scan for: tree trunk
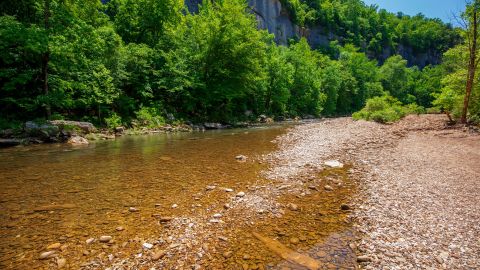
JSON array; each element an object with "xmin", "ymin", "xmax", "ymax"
[
  {"xmin": 42, "ymin": 0, "xmax": 51, "ymax": 119},
  {"xmin": 462, "ymin": 7, "xmax": 478, "ymax": 124}
]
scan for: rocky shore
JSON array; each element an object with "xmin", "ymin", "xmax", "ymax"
[
  {"xmin": 265, "ymin": 114, "xmax": 480, "ymax": 269},
  {"xmin": 0, "ymin": 115, "xmax": 279, "ymax": 148}
]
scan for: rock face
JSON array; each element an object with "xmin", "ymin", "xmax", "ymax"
[{"xmin": 248, "ymin": 0, "xmax": 297, "ymax": 46}]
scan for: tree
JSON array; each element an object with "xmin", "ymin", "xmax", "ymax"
[{"xmin": 459, "ymin": 1, "xmax": 480, "ymax": 123}]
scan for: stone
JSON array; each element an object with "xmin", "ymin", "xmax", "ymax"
[
  {"xmin": 357, "ymin": 255, "xmax": 372, "ymax": 262},
  {"xmin": 225, "ymin": 188, "xmax": 234, "ymax": 192},
  {"xmin": 290, "ymin": 237, "xmax": 300, "ymax": 244},
  {"xmin": 114, "ymin": 126, "xmax": 125, "ymax": 133},
  {"xmin": 236, "ymin": 191, "xmax": 246, "ymax": 197},
  {"xmin": 57, "ymin": 258, "xmax": 66, "ymax": 268},
  {"xmin": 47, "ymin": 243, "xmax": 61, "ymax": 250},
  {"xmin": 86, "ymin": 238, "xmax": 95, "ymax": 245},
  {"xmin": 99, "ymin": 236, "xmax": 112, "ymax": 243},
  {"xmin": 116, "ymin": 226, "xmax": 124, "ymax": 231},
  {"xmin": 39, "ymin": 251, "xmax": 56, "ymax": 260},
  {"xmin": 171, "ymin": 204, "xmax": 178, "ymax": 208},
  {"xmin": 159, "ymin": 217, "xmax": 173, "ymax": 223},
  {"xmin": 340, "ymin": 204, "xmax": 351, "ymax": 210},
  {"xmin": 223, "ymin": 204, "xmax": 231, "ymax": 209},
  {"xmin": 223, "ymin": 251, "xmax": 233, "ymax": 258},
  {"xmin": 324, "ymin": 185, "xmax": 333, "ymax": 191},
  {"xmin": 152, "ymin": 250, "xmax": 166, "ymax": 260},
  {"xmin": 218, "ymin": 236, "xmax": 228, "ymax": 242},
  {"xmin": 128, "ymin": 207, "xmax": 139, "ymax": 212},
  {"xmin": 213, "ymin": 213, "xmax": 223, "ymax": 218},
  {"xmin": 287, "ymin": 203, "xmax": 299, "ymax": 211},
  {"xmin": 67, "ymin": 136, "xmax": 89, "ymax": 145},
  {"xmin": 49, "ymin": 120, "xmax": 96, "ymax": 133},
  {"xmin": 324, "ymin": 160, "xmax": 344, "ymax": 168},
  {"xmin": 205, "ymin": 185, "xmax": 216, "ymax": 191},
  {"xmin": 235, "ymin": 155, "xmax": 247, "ymax": 162},
  {"xmin": 143, "ymin": 243, "xmax": 154, "ymax": 249}
]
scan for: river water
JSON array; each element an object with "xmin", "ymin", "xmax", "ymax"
[{"xmin": 0, "ymin": 125, "xmax": 357, "ymax": 269}]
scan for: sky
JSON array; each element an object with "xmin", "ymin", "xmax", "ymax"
[{"xmin": 362, "ymin": 0, "xmax": 466, "ymax": 25}]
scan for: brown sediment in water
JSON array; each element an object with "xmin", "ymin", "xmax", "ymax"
[{"xmin": 0, "ymin": 124, "xmax": 358, "ymax": 269}]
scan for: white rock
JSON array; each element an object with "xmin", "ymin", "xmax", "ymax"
[
  {"xmin": 324, "ymin": 160, "xmax": 344, "ymax": 168},
  {"xmin": 236, "ymin": 191, "xmax": 246, "ymax": 197},
  {"xmin": 143, "ymin": 243, "xmax": 154, "ymax": 249},
  {"xmin": 213, "ymin": 213, "xmax": 223, "ymax": 218},
  {"xmin": 86, "ymin": 238, "xmax": 95, "ymax": 245},
  {"xmin": 225, "ymin": 188, "xmax": 234, "ymax": 192},
  {"xmin": 171, "ymin": 204, "xmax": 178, "ymax": 208}
]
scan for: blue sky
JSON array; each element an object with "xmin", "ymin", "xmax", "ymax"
[{"xmin": 362, "ymin": 0, "xmax": 466, "ymax": 25}]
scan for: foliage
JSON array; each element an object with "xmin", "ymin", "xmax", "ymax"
[
  {"xmin": 0, "ymin": 0, "xmax": 470, "ymax": 129},
  {"xmin": 134, "ymin": 106, "xmax": 165, "ymax": 128},
  {"xmin": 352, "ymin": 95, "xmax": 407, "ymax": 123}
]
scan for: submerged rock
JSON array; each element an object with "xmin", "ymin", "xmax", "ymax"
[
  {"xmin": 39, "ymin": 251, "xmax": 56, "ymax": 260},
  {"xmin": 99, "ymin": 236, "xmax": 112, "ymax": 243},
  {"xmin": 47, "ymin": 243, "xmax": 61, "ymax": 250},
  {"xmin": 67, "ymin": 136, "xmax": 89, "ymax": 145},
  {"xmin": 235, "ymin": 155, "xmax": 247, "ymax": 162},
  {"xmin": 56, "ymin": 258, "xmax": 66, "ymax": 268}
]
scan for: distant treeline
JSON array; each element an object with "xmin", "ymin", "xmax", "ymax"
[{"xmin": 0, "ymin": 0, "xmax": 473, "ymax": 129}]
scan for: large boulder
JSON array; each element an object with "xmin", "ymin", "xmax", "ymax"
[
  {"xmin": 49, "ymin": 120, "xmax": 96, "ymax": 134},
  {"xmin": 24, "ymin": 121, "xmax": 59, "ymax": 140}
]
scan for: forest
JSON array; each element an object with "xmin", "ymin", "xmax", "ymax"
[{"xmin": 0, "ymin": 0, "xmax": 479, "ymax": 129}]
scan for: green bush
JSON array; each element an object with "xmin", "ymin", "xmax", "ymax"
[
  {"xmin": 105, "ymin": 113, "xmax": 122, "ymax": 129},
  {"xmin": 134, "ymin": 106, "xmax": 165, "ymax": 128},
  {"xmin": 352, "ymin": 95, "xmax": 409, "ymax": 123}
]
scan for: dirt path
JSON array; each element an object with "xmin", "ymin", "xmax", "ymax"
[{"xmin": 269, "ymin": 114, "xmax": 480, "ymax": 269}]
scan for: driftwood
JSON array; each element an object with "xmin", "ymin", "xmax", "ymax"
[{"xmin": 252, "ymin": 232, "xmax": 321, "ymax": 270}]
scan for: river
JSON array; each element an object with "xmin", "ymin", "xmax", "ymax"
[{"xmin": 0, "ymin": 124, "xmax": 357, "ymax": 269}]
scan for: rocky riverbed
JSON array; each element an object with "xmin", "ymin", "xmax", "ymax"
[{"xmin": 1, "ymin": 115, "xmax": 478, "ymax": 269}]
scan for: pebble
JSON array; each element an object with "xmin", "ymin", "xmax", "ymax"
[
  {"xmin": 340, "ymin": 204, "xmax": 351, "ymax": 210},
  {"xmin": 116, "ymin": 226, "xmax": 124, "ymax": 231},
  {"xmin": 57, "ymin": 258, "xmax": 66, "ymax": 268},
  {"xmin": 290, "ymin": 237, "xmax": 300, "ymax": 244},
  {"xmin": 152, "ymin": 250, "xmax": 166, "ymax": 260},
  {"xmin": 236, "ymin": 191, "xmax": 246, "ymax": 197},
  {"xmin": 205, "ymin": 185, "xmax": 216, "ymax": 191},
  {"xmin": 235, "ymin": 155, "xmax": 247, "ymax": 161},
  {"xmin": 324, "ymin": 185, "xmax": 333, "ymax": 191},
  {"xmin": 218, "ymin": 236, "xmax": 228, "ymax": 241},
  {"xmin": 213, "ymin": 213, "xmax": 223, "ymax": 218},
  {"xmin": 287, "ymin": 203, "xmax": 299, "ymax": 211},
  {"xmin": 223, "ymin": 251, "xmax": 233, "ymax": 258},
  {"xmin": 83, "ymin": 250, "xmax": 90, "ymax": 256},
  {"xmin": 357, "ymin": 255, "xmax": 372, "ymax": 262},
  {"xmin": 159, "ymin": 217, "xmax": 173, "ymax": 222},
  {"xmin": 223, "ymin": 203, "xmax": 231, "ymax": 209},
  {"xmin": 171, "ymin": 204, "xmax": 178, "ymax": 208},
  {"xmin": 128, "ymin": 207, "xmax": 139, "ymax": 212},
  {"xmin": 99, "ymin": 236, "xmax": 112, "ymax": 243},
  {"xmin": 86, "ymin": 238, "xmax": 95, "ymax": 245},
  {"xmin": 39, "ymin": 251, "xmax": 56, "ymax": 260},
  {"xmin": 47, "ymin": 243, "xmax": 61, "ymax": 250},
  {"xmin": 143, "ymin": 243, "xmax": 154, "ymax": 249},
  {"xmin": 225, "ymin": 188, "xmax": 234, "ymax": 192}
]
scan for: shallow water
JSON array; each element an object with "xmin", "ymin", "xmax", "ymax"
[{"xmin": 0, "ymin": 125, "xmax": 357, "ymax": 269}]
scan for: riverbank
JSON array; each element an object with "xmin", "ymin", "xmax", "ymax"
[{"xmin": 267, "ymin": 114, "xmax": 480, "ymax": 269}]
